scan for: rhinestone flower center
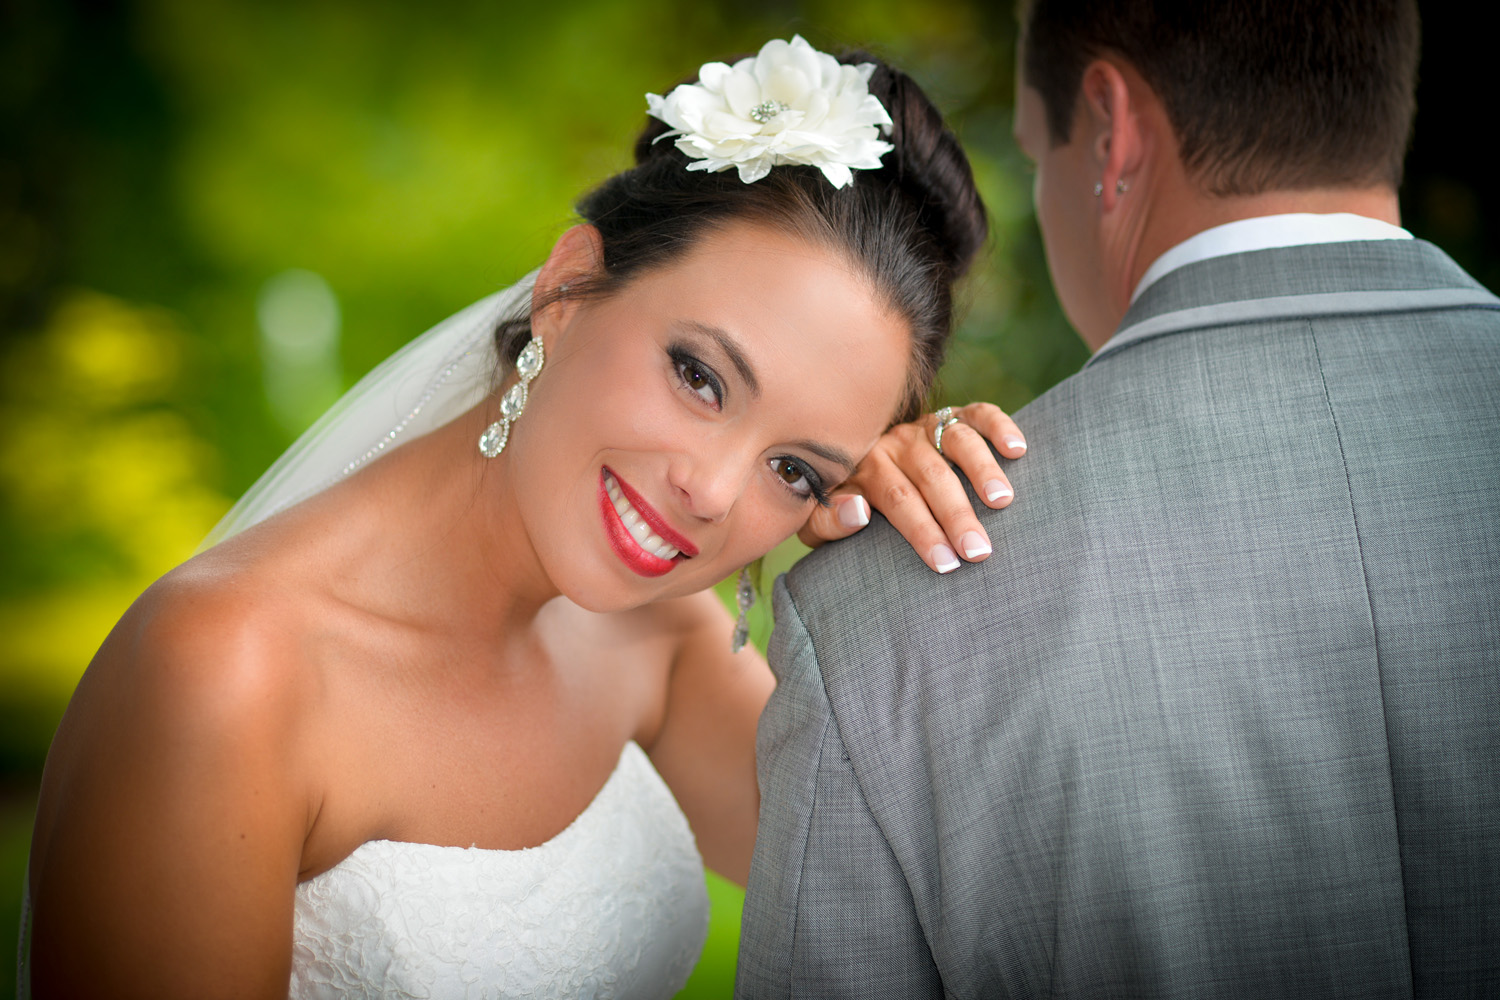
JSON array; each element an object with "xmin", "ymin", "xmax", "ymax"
[{"xmin": 748, "ymin": 100, "xmax": 790, "ymax": 124}]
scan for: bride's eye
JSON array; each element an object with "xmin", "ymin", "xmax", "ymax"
[
  {"xmin": 669, "ymin": 348, "xmax": 723, "ymax": 410},
  {"xmin": 769, "ymin": 457, "xmax": 831, "ymax": 507}
]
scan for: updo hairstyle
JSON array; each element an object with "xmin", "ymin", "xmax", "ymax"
[{"xmin": 497, "ymin": 49, "xmax": 987, "ymax": 425}]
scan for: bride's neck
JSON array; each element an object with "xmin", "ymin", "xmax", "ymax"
[{"xmin": 338, "ymin": 401, "xmax": 563, "ymax": 641}]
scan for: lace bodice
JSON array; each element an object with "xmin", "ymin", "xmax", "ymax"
[{"xmin": 289, "ymin": 741, "xmax": 710, "ymax": 999}]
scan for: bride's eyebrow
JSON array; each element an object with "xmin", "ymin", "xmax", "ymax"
[
  {"xmin": 794, "ymin": 439, "xmax": 857, "ymax": 476},
  {"xmin": 676, "ymin": 321, "xmax": 761, "ymax": 398}
]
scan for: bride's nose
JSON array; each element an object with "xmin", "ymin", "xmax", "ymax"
[{"xmin": 667, "ymin": 447, "xmax": 755, "ymax": 524}]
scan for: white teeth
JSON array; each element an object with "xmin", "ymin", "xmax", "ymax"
[{"xmin": 603, "ymin": 472, "xmax": 681, "ymax": 561}]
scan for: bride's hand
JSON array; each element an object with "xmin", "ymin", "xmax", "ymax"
[{"xmin": 798, "ymin": 402, "xmax": 1026, "ymax": 573}]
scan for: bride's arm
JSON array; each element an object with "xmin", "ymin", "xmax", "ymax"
[
  {"xmin": 641, "ymin": 590, "xmax": 773, "ymax": 887},
  {"xmin": 27, "ymin": 577, "xmax": 311, "ymax": 998}
]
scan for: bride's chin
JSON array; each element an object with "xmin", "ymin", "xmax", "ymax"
[
  {"xmin": 553, "ymin": 562, "xmax": 709, "ymax": 615},
  {"xmin": 545, "ymin": 567, "xmax": 669, "ymax": 616},
  {"xmin": 559, "ymin": 588, "xmax": 649, "ymax": 616}
]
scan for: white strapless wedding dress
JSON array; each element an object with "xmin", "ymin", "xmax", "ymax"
[{"xmin": 288, "ymin": 741, "xmax": 709, "ymax": 999}]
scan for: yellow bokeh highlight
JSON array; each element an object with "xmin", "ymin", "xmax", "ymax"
[
  {"xmin": 1, "ymin": 290, "xmax": 231, "ymax": 694},
  {"xmin": 43, "ymin": 291, "xmax": 182, "ymax": 405}
]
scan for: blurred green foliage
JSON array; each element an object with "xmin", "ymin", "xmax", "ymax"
[{"xmin": 0, "ymin": 0, "xmax": 1488, "ymax": 996}]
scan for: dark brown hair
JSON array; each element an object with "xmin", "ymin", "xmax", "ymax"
[
  {"xmin": 1019, "ymin": 0, "xmax": 1420, "ymax": 196},
  {"xmin": 497, "ymin": 50, "xmax": 987, "ymax": 424}
]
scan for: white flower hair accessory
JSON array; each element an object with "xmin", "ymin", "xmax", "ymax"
[{"xmin": 645, "ymin": 35, "xmax": 894, "ymax": 189}]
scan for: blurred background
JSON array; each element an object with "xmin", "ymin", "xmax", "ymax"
[{"xmin": 0, "ymin": 1, "xmax": 1488, "ymax": 995}]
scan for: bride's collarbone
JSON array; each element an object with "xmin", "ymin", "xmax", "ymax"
[
  {"xmin": 293, "ymin": 619, "xmax": 659, "ymax": 879},
  {"xmin": 172, "ymin": 556, "xmax": 676, "ymax": 879},
  {"xmin": 297, "ymin": 709, "xmax": 636, "ymax": 878}
]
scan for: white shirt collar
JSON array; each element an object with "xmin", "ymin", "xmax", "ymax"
[{"xmin": 1130, "ymin": 213, "xmax": 1413, "ymax": 304}]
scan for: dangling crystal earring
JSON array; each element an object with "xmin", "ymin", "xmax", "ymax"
[
  {"xmin": 478, "ymin": 336, "xmax": 545, "ymax": 458},
  {"xmin": 730, "ymin": 564, "xmax": 756, "ymax": 653}
]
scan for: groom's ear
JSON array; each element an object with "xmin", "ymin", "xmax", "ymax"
[
  {"xmin": 532, "ymin": 224, "xmax": 606, "ymax": 341},
  {"xmin": 1078, "ymin": 59, "xmax": 1147, "ymax": 213}
]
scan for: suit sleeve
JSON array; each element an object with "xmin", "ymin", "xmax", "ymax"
[{"xmin": 735, "ymin": 576, "xmax": 942, "ymax": 999}]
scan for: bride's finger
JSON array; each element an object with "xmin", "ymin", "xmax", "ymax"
[
  {"xmin": 936, "ymin": 420, "xmax": 1015, "ymax": 508},
  {"xmin": 862, "ymin": 436, "xmax": 992, "ymax": 571},
  {"xmin": 796, "ymin": 493, "xmax": 872, "ymax": 550},
  {"xmin": 956, "ymin": 402, "xmax": 1027, "ymax": 459}
]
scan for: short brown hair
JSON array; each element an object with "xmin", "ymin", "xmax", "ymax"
[{"xmin": 1019, "ymin": 0, "xmax": 1420, "ymax": 196}]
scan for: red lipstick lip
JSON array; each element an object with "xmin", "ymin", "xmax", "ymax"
[
  {"xmin": 602, "ymin": 467, "xmax": 699, "ymax": 557},
  {"xmin": 598, "ymin": 469, "xmax": 698, "ymax": 579}
]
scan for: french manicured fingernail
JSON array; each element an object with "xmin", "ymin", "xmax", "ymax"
[
  {"xmin": 960, "ymin": 531, "xmax": 991, "ymax": 560},
  {"xmin": 931, "ymin": 544, "xmax": 960, "ymax": 574},
  {"xmin": 985, "ymin": 479, "xmax": 1012, "ymax": 503},
  {"xmin": 1005, "ymin": 436, "xmax": 1027, "ymax": 454},
  {"xmin": 837, "ymin": 495, "xmax": 870, "ymax": 529}
]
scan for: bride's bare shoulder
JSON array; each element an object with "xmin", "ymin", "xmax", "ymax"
[
  {"xmin": 72, "ymin": 540, "xmax": 330, "ymax": 739},
  {"xmin": 31, "ymin": 545, "xmax": 323, "ymax": 857},
  {"xmin": 29, "ymin": 541, "xmax": 326, "ymax": 991}
]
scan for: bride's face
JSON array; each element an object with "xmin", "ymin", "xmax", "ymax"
[{"xmin": 506, "ymin": 219, "xmax": 911, "ymax": 612}]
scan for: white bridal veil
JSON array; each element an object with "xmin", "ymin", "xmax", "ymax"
[{"xmin": 201, "ymin": 274, "xmax": 536, "ymax": 548}]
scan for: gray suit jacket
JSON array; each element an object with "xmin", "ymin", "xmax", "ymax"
[{"xmin": 738, "ymin": 240, "xmax": 1500, "ymax": 998}]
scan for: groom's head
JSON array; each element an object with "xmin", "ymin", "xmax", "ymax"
[
  {"xmin": 1019, "ymin": 0, "xmax": 1420, "ymax": 194},
  {"xmin": 1013, "ymin": 0, "xmax": 1421, "ymax": 345}
]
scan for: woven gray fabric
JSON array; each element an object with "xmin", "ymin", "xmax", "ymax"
[{"xmin": 738, "ymin": 240, "xmax": 1500, "ymax": 998}]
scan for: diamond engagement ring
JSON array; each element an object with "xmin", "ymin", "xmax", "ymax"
[{"xmin": 933, "ymin": 406, "xmax": 962, "ymax": 455}]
